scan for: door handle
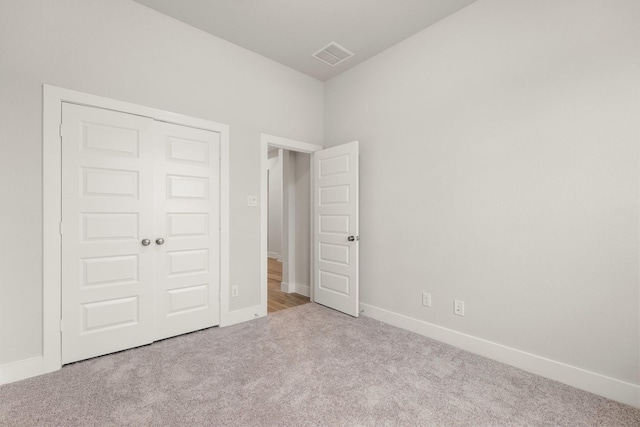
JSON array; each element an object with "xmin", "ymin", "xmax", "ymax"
[
  {"xmin": 155, "ymin": 238, "xmax": 165, "ymax": 245},
  {"xmin": 347, "ymin": 235, "xmax": 359, "ymax": 242},
  {"xmin": 141, "ymin": 239, "xmax": 151, "ymax": 246}
]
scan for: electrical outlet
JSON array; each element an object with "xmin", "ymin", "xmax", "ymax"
[
  {"xmin": 422, "ymin": 292, "xmax": 431, "ymax": 307},
  {"xmin": 247, "ymin": 195, "xmax": 258, "ymax": 206},
  {"xmin": 454, "ymin": 300, "xmax": 465, "ymax": 316},
  {"xmin": 231, "ymin": 285, "xmax": 239, "ymax": 297}
]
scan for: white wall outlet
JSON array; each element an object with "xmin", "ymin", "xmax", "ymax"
[
  {"xmin": 247, "ymin": 195, "xmax": 258, "ymax": 206},
  {"xmin": 231, "ymin": 285, "xmax": 239, "ymax": 297},
  {"xmin": 422, "ymin": 292, "xmax": 431, "ymax": 307},
  {"xmin": 454, "ymin": 299, "xmax": 465, "ymax": 316}
]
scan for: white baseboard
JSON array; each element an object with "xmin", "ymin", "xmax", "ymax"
[
  {"xmin": 280, "ymin": 281, "xmax": 309, "ymax": 297},
  {"xmin": 267, "ymin": 252, "xmax": 281, "ymax": 261},
  {"xmin": 0, "ymin": 356, "xmax": 46, "ymax": 385},
  {"xmin": 360, "ymin": 303, "xmax": 640, "ymax": 409},
  {"xmin": 220, "ymin": 304, "xmax": 266, "ymax": 327},
  {"xmin": 294, "ymin": 283, "xmax": 310, "ymax": 297},
  {"xmin": 281, "ymin": 281, "xmax": 294, "ymax": 293}
]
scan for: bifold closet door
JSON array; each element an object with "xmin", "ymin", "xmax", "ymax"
[
  {"xmin": 61, "ymin": 103, "xmax": 155, "ymax": 364},
  {"xmin": 61, "ymin": 103, "xmax": 221, "ymax": 364}
]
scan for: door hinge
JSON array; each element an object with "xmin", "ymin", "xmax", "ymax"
[
  {"xmin": 59, "ymin": 319, "xmax": 64, "ymax": 332},
  {"xmin": 59, "ymin": 124, "xmax": 63, "ymax": 138},
  {"xmin": 59, "ymin": 222, "xmax": 63, "ymax": 236}
]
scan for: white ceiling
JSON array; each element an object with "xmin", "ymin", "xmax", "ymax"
[{"xmin": 132, "ymin": 0, "xmax": 478, "ymax": 81}]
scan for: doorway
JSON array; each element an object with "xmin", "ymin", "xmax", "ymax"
[
  {"xmin": 266, "ymin": 147, "xmax": 311, "ymax": 313},
  {"xmin": 260, "ymin": 135, "xmax": 323, "ymax": 315}
]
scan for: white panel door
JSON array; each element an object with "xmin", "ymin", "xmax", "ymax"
[
  {"xmin": 313, "ymin": 141, "xmax": 359, "ymax": 317},
  {"xmin": 61, "ymin": 103, "xmax": 155, "ymax": 364},
  {"xmin": 153, "ymin": 122, "xmax": 220, "ymax": 340},
  {"xmin": 62, "ymin": 104, "xmax": 221, "ymax": 364}
]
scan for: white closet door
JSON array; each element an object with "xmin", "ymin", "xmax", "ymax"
[
  {"xmin": 61, "ymin": 103, "xmax": 155, "ymax": 364},
  {"xmin": 61, "ymin": 104, "xmax": 221, "ymax": 364},
  {"xmin": 153, "ymin": 122, "xmax": 220, "ymax": 341}
]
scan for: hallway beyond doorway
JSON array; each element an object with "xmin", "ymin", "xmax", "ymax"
[{"xmin": 268, "ymin": 258, "xmax": 309, "ymax": 313}]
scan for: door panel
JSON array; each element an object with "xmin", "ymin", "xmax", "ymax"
[
  {"xmin": 82, "ymin": 296, "xmax": 140, "ymax": 331},
  {"xmin": 81, "ymin": 255, "xmax": 139, "ymax": 286},
  {"xmin": 153, "ymin": 122, "xmax": 220, "ymax": 341},
  {"xmin": 61, "ymin": 103, "xmax": 155, "ymax": 364},
  {"xmin": 313, "ymin": 141, "xmax": 359, "ymax": 317},
  {"xmin": 81, "ymin": 213, "xmax": 139, "ymax": 242}
]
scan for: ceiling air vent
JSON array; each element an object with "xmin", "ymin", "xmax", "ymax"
[{"xmin": 312, "ymin": 42, "xmax": 354, "ymax": 67}]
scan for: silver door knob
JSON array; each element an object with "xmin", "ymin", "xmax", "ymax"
[
  {"xmin": 141, "ymin": 239, "xmax": 151, "ymax": 246},
  {"xmin": 348, "ymin": 235, "xmax": 359, "ymax": 242},
  {"xmin": 155, "ymin": 238, "xmax": 165, "ymax": 245}
]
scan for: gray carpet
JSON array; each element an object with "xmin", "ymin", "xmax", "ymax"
[{"xmin": 1, "ymin": 303, "xmax": 638, "ymax": 426}]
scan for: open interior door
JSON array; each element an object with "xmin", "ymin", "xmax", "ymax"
[{"xmin": 313, "ymin": 141, "xmax": 359, "ymax": 317}]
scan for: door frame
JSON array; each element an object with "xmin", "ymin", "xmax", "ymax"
[
  {"xmin": 260, "ymin": 134, "xmax": 322, "ymax": 314},
  {"xmin": 42, "ymin": 85, "xmax": 230, "ymax": 373}
]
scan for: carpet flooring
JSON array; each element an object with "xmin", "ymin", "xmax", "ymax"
[{"xmin": 1, "ymin": 303, "xmax": 638, "ymax": 426}]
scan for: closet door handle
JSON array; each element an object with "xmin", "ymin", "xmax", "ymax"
[
  {"xmin": 141, "ymin": 239, "xmax": 151, "ymax": 246},
  {"xmin": 155, "ymin": 238, "xmax": 165, "ymax": 245}
]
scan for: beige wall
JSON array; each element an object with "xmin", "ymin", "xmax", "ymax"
[
  {"xmin": 0, "ymin": 0, "xmax": 323, "ymax": 365},
  {"xmin": 325, "ymin": 0, "xmax": 639, "ymax": 385}
]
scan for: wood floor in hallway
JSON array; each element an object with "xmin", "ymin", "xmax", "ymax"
[{"xmin": 268, "ymin": 258, "xmax": 310, "ymax": 313}]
